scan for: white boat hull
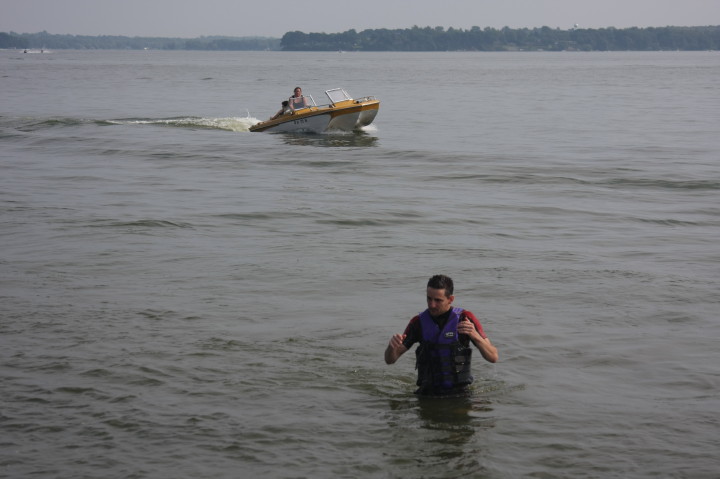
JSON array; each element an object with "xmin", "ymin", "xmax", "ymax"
[
  {"xmin": 262, "ymin": 113, "xmax": 331, "ymax": 133},
  {"xmin": 327, "ymin": 111, "xmax": 361, "ymax": 131},
  {"xmin": 357, "ymin": 107, "xmax": 379, "ymax": 127}
]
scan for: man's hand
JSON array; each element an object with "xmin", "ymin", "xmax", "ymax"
[
  {"xmin": 457, "ymin": 317, "xmax": 479, "ymax": 340},
  {"xmin": 385, "ymin": 334, "xmax": 408, "ymax": 364},
  {"xmin": 459, "ymin": 317, "xmax": 498, "ymax": 363}
]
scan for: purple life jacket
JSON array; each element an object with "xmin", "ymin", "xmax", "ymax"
[{"xmin": 415, "ymin": 307, "xmax": 473, "ymax": 393}]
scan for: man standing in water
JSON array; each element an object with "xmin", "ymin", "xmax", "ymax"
[{"xmin": 385, "ymin": 274, "xmax": 498, "ymax": 396}]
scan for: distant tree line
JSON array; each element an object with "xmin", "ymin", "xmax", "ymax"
[
  {"xmin": 281, "ymin": 25, "xmax": 720, "ymax": 51},
  {"xmin": 0, "ymin": 31, "xmax": 280, "ymax": 50},
  {"xmin": 3, "ymin": 26, "xmax": 719, "ymax": 52}
]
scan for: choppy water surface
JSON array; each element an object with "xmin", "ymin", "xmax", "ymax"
[{"xmin": 1, "ymin": 50, "xmax": 719, "ymax": 478}]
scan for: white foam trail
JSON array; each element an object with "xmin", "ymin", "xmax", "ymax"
[
  {"xmin": 108, "ymin": 117, "xmax": 261, "ymax": 132},
  {"xmin": 193, "ymin": 117, "xmax": 260, "ymax": 132}
]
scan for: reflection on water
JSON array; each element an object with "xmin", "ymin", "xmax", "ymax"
[
  {"xmin": 387, "ymin": 393, "xmax": 495, "ymax": 429},
  {"xmin": 416, "ymin": 395, "xmax": 493, "ymax": 427},
  {"xmin": 385, "ymin": 393, "xmax": 495, "ymax": 475},
  {"xmin": 387, "ymin": 380, "xmax": 504, "ymax": 429},
  {"xmin": 279, "ymin": 130, "xmax": 379, "ymax": 147}
]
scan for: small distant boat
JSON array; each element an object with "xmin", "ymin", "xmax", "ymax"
[{"xmin": 250, "ymin": 88, "xmax": 379, "ymax": 133}]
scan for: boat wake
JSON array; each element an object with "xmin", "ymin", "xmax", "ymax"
[
  {"xmin": 1, "ymin": 116, "xmax": 261, "ymax": 133},
  {"xmin": 108, "ymin": 116, "xmax": 260, "ymax": 132},
  {"xmin": 3, "ymin": 115, "xmax": 375, "ymax": 137}
]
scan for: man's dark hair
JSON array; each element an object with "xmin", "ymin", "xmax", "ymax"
[{"xmin": 427, "ymin": 274, "xmax": 454, "ymax": 297}]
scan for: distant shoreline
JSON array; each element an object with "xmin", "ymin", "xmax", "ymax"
[{"xmin": 2, "ymin": 25, "xmax": 719, "ymax": 51}]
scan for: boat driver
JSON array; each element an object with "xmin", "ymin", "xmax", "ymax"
[{"xmin": 289, "ymin": 86, "xmax": 308, "ymax": 112}]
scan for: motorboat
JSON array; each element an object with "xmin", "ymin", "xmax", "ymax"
[{"xmin": 249, "ymin": 88, "xmax": 379, "ymax": 133}]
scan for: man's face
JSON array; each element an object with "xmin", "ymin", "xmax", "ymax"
[{"xmin": 426, "ymin": 287, "xmax": 454, "ymax": 317}]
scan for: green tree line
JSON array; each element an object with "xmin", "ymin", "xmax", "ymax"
[
  {"xmin": 281, "ymin": 25, "xmax": 720, "ymax": 51},
  {"xmin": 0, "ymin": 31, "xmax": 280, "ymax": 50},
  {"xmin": 3, "ymin": 26, "xmax": 719, "ymax": 51}
]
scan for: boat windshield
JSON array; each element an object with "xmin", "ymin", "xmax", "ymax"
[{"xmin": 325, "ymin": 88, "xmax": 353, "ymax": 104}]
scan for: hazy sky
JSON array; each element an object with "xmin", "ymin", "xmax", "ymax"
[{"xmin": 3, "ymin": 0, "xmax": 719, "ymax": 38}]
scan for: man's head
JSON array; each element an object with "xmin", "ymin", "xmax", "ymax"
[{"xmin": 426, "ymin": 274, "xmax": 455, "ymax": 317}]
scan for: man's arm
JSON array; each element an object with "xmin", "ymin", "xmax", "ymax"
[
  {"xmin": 384, "ymin": 334, "xmax": 408, "ymax": 364},
  {"xmin": 471, "ymin": 334, "xmax": 499, "ymax": 363},
  {"xmin": 458, "ymin": 312, "xmax": 499, "ymax": 363},
  {"xmin": 385, "ymin": 315, "xmax": 421, "ymax": 364}
]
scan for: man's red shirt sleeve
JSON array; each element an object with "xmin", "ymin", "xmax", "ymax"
[{"xmin": 460, "ymin": 310, "xmax": 488, "ymax": 339}]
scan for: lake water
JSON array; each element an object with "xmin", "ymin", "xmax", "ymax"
[{"xmin": 1, "ymin": 49, "xmax": 719, "ymax": 478}]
